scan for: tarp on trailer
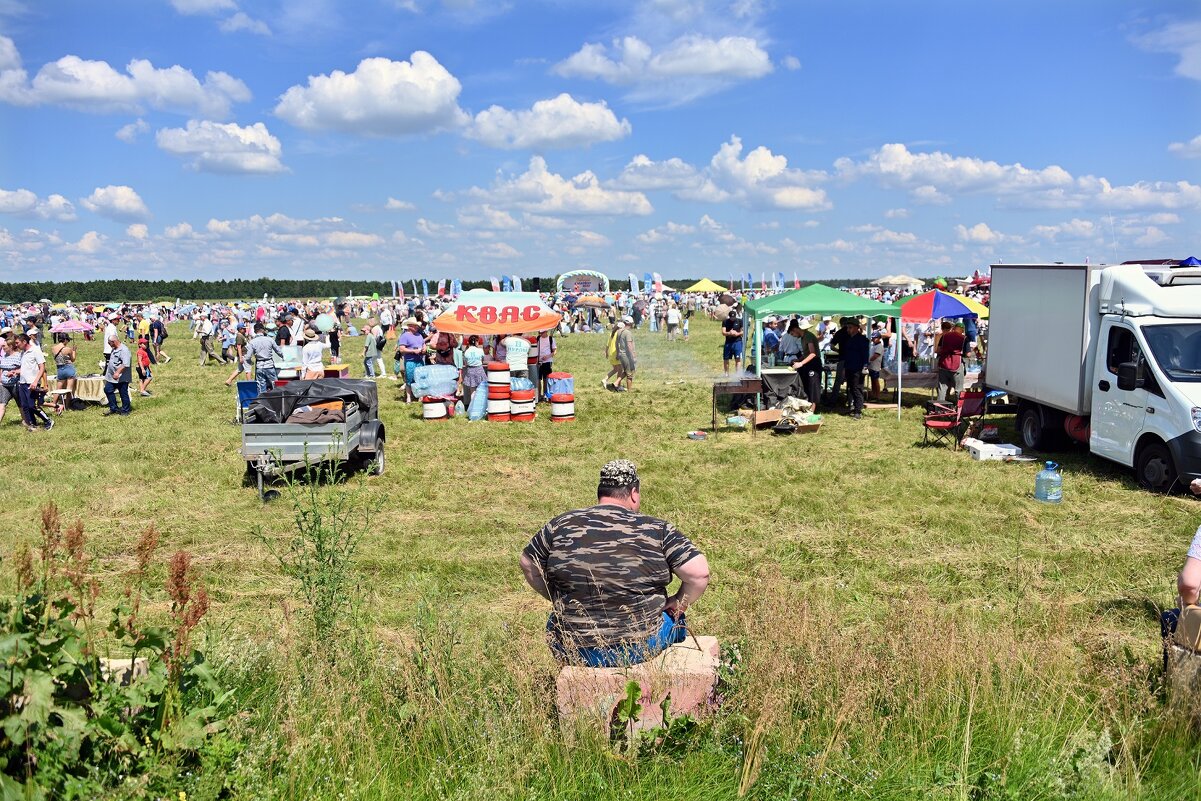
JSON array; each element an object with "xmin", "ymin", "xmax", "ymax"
[{"xmin": 246, "ymin": 379, "xmax": 378, "ymax": 424}]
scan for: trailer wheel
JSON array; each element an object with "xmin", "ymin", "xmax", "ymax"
[
  {"xmin": 1136, "ymin": 441, "xmax": 1178, "ymax": 493},
  {"xmin": 1017, "ymin": 405, "xmax": 1047, "ymax": 451},
  {"xmin": 369, "ymin": 442, "xmax": 385, "ymax": 476}
]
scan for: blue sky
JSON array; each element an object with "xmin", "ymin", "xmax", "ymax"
[{"xmin": 1, "ymin": 0, "xmax": 1198, "ymax": 282}]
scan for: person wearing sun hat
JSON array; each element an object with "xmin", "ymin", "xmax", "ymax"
[
  {"xmin": 396, "ymin": 317, "xmax": 425, "ymax": 402},
  {"xmin": 520, "ymin": 459, "xmax": 711, "ymax": 667}
]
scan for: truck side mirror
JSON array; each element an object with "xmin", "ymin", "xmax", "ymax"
[{"xmin": 1117, "ymin": 362, "xmax": 1140, "ymax": 391}]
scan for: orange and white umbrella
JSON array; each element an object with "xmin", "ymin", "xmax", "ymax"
[{"xmin": 431, "ymin": 290, "xmax": 562, "ymax": 335}]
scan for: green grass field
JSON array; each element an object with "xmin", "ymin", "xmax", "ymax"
[{"xmin": 3, "ymin": 319, "xmax": 1200, "ymax": 800}]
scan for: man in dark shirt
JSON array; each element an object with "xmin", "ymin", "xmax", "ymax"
[
  {"xmin": 520, "ymin": 459, "xmax": 711, "ymax": 667},
  {"xmin": 828, "ymin": 317, "xmax": 852, "ymax": 406},
  {"xmin": 935, "ymin": 320, "xmax": 966, "ymax": 402},
  {"xmin": 840, "ymin": 319, "xmax": 870, "ymax": 419},
  {"xmin": 790, "ymin": 319, "xmax": 823, "ymax": 407},
  {"xmin": 721, "ymin": 310, "xmax": 743, "ymax": 373}
]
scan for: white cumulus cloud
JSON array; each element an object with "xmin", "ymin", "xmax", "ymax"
[
  {"xmin": 481, "ymin": 242, "xmax": 520, "ymax": 259},
  {"xmin": 220, "ymin": 11, "xmax": 271, "ymax": 35},
  {"xmin": 838, "ymin": 143, "xmax": 1201, "ymax": 211},
  {"xmin": 0, "ymin": 38, "xmax": 251, "ymax": 118},
  {"xmin": 1169, "ymin": 133, "xmax": 1201, "ymax": 158},
  {"xmin": 468, "ymin": 93, "xmax": 631, "ymax": 150},
  {"xmin": 126, "ymin": 223, "xmax": 148, "ymax": 240},
  {"xmin": 80, "ymin": 185, "xmax": 149, "ymax": 221},
  {"xmin": 1133, "ymin": 21, "xmax": 1201, "ymax": 80},
  {"xmin": 706, "ymin": 135, "xmax": 829, "ymax": 210},
  {"xmin": 461, "ymin": 156, "xmax": 653, "ymax": 216},
  {"xmin": 385, "ymin": 197, "xmax": 416, "ymax": 211},
  {"xmin": 116, "ymin": 117, "xmax": 149, "ymax": 142},
  {"xmin": 274, "ymin": 52, "xmax": 468, "ymax": 136},
  {"xmin": 324, "ymin": 231, "xmax": 384, "ymax": 248},
  {"xmin": 0, "ymin": 187, "xmax": 76, "ymax": 220},
  {"xmin": 609, "ymin": 154, "xmax": 705, "ymax": 191},
  {"xmin": 636, "ymin": 220, "xmax": 696, "ymax": 244},
  {"xmin": 171, "ymin": 0, "xmax": 236, "ymax": 14},
  {"xmin": 67, "ymin": 230, "xmax": 105, "ymax": 254},
  {"xmin": 611, "ymin": 137, "xmax": 830, "ymax": 210},
  {"xmin": 555, "ymin": 34, "xmax": 772, "ymax": 103},
  {"xmin": 156, "ymin": 119, "xmax": 286, "ymax": 173},
  {"xmin": 1030, "ymin": 218, "xmax": 1097, "ymax": 240},
  {"xmin": 955, "ymin": 222, "xmax": 1007, "ymax": 245},
  {"xmin": 457, "ymin": 204, "xmax": 519, "ymax": 230}
]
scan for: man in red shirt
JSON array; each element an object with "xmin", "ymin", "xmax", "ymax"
[{"xmin": 934, "ymin": 320, "xmax": 965, "ymax": 402}]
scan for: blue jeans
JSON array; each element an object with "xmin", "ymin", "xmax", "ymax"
[
  {"xmin": 104, "ymin": 380, "xmax": 131, "ymax": 413},
  {"xmin": 547, "ymin": 612, "xmax": 688, "ymax": 667},
  {"xmin": 363, "ymin": 357, "xmax": 376, "ymax": 378},
  {"xmin": 255, "ymin": 366, "xmax": 277, "ymax": 395}
]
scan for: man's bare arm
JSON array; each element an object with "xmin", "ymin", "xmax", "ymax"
[
  {"xmin": 666, "ymin": 554, "xmax": 710, "ymax": 616},
  {"xmin": 519, "ymin": 552, "xmax": 551, "ymax": 601}
]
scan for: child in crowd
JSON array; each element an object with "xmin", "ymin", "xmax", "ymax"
[{"xmin": 136, "ymin": 338, "xmax": 154, "ymax": 396}]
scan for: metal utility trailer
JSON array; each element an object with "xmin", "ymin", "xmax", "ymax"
[{"xmin": 239, "ymin": 379, "xmax": 386, "ymax": 500}]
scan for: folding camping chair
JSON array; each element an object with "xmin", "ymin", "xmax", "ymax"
[
  {"xmin": 235, "ymin": 380, "xmax": 259, "ymax": 423},
  {"xmin": 922, "ymin": 389, "xmax": 987, "ymax": 449}
]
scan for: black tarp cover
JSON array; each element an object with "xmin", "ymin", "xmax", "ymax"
[{"xmin": 245, "ymin": 379, "xmax": 378, "ymax": 424}]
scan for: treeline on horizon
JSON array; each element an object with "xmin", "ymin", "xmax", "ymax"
[{"xmin": 0, "ymin": 275, "xmax": 913, "ymax": 303}]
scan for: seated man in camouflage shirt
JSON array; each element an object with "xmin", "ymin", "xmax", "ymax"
[{"xmin": 520, "ymin": 459, "xmax": 710, "ymax": 667}]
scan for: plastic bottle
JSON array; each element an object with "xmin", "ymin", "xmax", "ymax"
[{"xmin": 1034, "ymin": 461, "xmax": 1063, "ymax": 503}]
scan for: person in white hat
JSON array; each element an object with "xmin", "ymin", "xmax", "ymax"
[{"xmin": 102, "ymin": 314, "xmax": 119, "ymax": 369}]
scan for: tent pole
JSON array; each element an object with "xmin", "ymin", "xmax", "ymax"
[
  {"xmin": 896, "ymin": 317, "xmax": 902, "ymax": 420},
  {"xmin": 754, "ymin": 314, "xmax": 762, "ymax": 416}
]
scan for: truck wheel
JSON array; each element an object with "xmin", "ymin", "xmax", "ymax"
[
  {"xmin": 1136, "ymin": 441, "xmax": 1178, "ymax": 493},
  {"xmin": 1017, "ymin": 406, "xmax": 1047, "ymax": 451}
]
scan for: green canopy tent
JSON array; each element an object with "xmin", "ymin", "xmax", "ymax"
[{"xmin": 742, "ymin": 284, "xmax": 903, "ymax": 419}]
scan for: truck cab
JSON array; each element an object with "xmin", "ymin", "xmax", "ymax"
[{"xmin": 1091, "ymin": 310, "xmax": 1201, "ymax": 491}]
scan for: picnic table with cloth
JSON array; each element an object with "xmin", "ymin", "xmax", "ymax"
[{"xmin": 73, "ymin": 374, "xmax": 106, "ymax": 403}]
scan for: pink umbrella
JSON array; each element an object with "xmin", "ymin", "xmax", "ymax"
[{"xmin": 50, "ymin": 319, "xmax": 94, "ymax": 333}]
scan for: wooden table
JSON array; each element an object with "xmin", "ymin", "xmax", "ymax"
[{"xmin": 712, "ymin": 377, "xmax": 762, "ymax": 436}]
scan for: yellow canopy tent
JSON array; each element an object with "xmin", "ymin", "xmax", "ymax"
[{"xmin": 683, "ymin": 278, "xmax": 726, "ymax": 293}]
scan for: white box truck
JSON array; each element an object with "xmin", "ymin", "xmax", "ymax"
[{"xmin": 985, "ymin": 261, "xmax": 1201, "ymax": 492}]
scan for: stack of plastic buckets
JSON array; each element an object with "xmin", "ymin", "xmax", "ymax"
[
  {"xmin": 486, "ymin": 363, "xmax": 511, "ymax": 422},
  {"xmin": 550, "ymin": 393, "xmax": 575, "ymax": 422},
  {"xmin": 546, "ymin": 372, "xmax": 575, "ymax": 423},
  {"xmin": 510, "ymin": 388, "xmax": 536, "ymax": 422}
]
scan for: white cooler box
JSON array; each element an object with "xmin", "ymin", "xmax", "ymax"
[{"xmin": 965, "ymin": 440, "xmax": 1022, "ymax": 461}]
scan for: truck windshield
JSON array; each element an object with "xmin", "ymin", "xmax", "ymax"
[{"xmin": 1142, "ymin": 324, "xmax": 1201, "ymax": 383}]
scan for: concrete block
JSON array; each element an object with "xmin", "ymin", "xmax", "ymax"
[
  {"xmin": 99, "ymin": 657, "xmax": 149, "ymax": 686},
  {"xmin": 556, "ymin": 636, "xmax": 721, "ymax": 738}
]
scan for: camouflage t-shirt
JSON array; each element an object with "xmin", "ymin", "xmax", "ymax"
[{"xmin": 523, "ymin": 504, "xmax": 700, "ymax": 649}]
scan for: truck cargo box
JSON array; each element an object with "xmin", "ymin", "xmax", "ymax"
[{"xmin": 985, "ymin": 264, "xmax": 1101, "ymax": 416}]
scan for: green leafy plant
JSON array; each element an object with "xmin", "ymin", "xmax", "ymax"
[
  {"xmin": 609, "ymin": 680, "xmax": 704, "ymax": 758},
  {"xmin": 0, "ymin": 504, "xmax": 231, "ymax": 799},
  {"xmin": 253, "ymin": 462, "xmax": 378, "ymax": 644}
]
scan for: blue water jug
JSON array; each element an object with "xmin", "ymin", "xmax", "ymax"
[{"xmin": 1034, "ymin": 461, "xmax": 1062, "ymax": 503}]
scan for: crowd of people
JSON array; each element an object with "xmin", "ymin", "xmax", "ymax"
[{"xmin": 1, "ymin": 276, "xmax": 992, "ymax": 429}]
